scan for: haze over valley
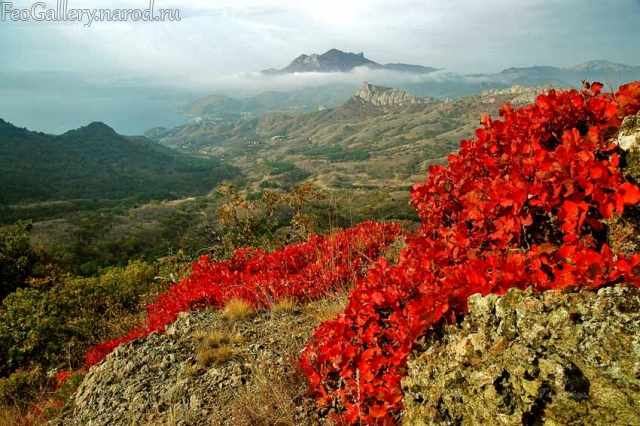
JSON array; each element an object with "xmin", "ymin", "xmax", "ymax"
[{"xmin": 4, "ymin": 49, "xmax": 640, "ymax": 134}]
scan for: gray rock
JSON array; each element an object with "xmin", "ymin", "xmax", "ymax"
[
  {"xmin": 353, "ymin": 82, "xmax": 437, "ymax": 107},
  {"xmin": 617, "ymin": 112, "xmax": 640, "ymax": 184},
  {"xmin": 617, "ymin": 112, "xmax": 640, "ymax": 152},
  {"xmin": 480, "ymin": 85, "xmax": 556, "ymax": 106},
  {"xmin": 402, "ymin": 285, "xmax": 640, "ymax": 426},
  {"xmin": 58, "ymin": 307, "xmax": 320, "ymax": 426}
]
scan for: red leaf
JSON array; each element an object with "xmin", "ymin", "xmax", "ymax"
[
  {"xmin": 369, "ymin": 404, "xmax": 388, "ymax": 419},
  {"xmin": 619, "ymin": 182, "xmax": 640, "ymax": 205},
  {"xmin": 591, "ymin": 82, "xmax": 604, "ymax": 94}
]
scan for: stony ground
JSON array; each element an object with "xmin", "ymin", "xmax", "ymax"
[
  {"xmin": 56, "ymin": 298, "xmax": 347, "ymax": 426},
  {"xmin": 58, "ymin": 283, "xmax": 640, "ymax": 426},
  {"xmin": 402, "ymin": 285, "xmax": 640, "ymax": 426}
]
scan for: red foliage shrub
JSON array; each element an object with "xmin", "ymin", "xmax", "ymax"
[
  {"xmin": 85, "ymin": 221, "xmax": 401, "ymax": 367},
  {"xmin": 300, "ymin": 82, "xmax": 640, "ymax": 425},
  {"xmin": 54, "ymin": 370, "xmax": 74, "ymax": 390},
  {"xmin": 617, "ymin": 81, "xmax": 640, "ymax": 117}
]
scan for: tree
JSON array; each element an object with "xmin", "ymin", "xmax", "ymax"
[{"xmin": 0, "ymin": 221, "xmax": 38, "ymax": 300}]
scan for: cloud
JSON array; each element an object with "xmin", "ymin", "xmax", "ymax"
[{"xmin": 0, "ymin": 0, "xmax": 639, "ymax": 84}]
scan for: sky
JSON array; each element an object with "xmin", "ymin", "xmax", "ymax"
[
  {"xmin": 1, "ymin": 0, "xmax": 640, "ymax": 134},
  {"xmin": 1, "ymin": 0, "xmax": 639, "ymax": 81}
]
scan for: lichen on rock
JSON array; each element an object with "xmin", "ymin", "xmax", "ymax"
[
  {"xmin": 618, "ymin": 112, "xmax": 640, "ymax": 183},
  {"xmin": 402, "ymin": 285, "xmax": 640, "ymax": 426},
  {"xmin": 605, "ymin": 112, "xmax": 640, "ymax": 257},
  {"xmin": 57, "ymin": 305, "xmax": 323, "ymax": 426}
]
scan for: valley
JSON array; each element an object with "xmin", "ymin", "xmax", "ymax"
[
  {"xmin": 148, "ymin": 82, "xmax": 552, "ymax": 192},
  {"xmin": 0, "ymin": 81, "xmax": 581, "ymax": 275}
]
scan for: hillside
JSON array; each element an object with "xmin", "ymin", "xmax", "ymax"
[
  {"xmin": 173, "ymin": 59, "xmax": 640, "ymax": 123},
  {"xmin": 177, "ymin": 83, "xmax": 359, "ymax": 120},
  {"xmin": 147, "ymin": 83, "xmax": 554, "ymax": 191},
  {"xmin": 497, "ymin": 60, "xmax": 640, "ymax": 87},
  {"xmin": 0, "ymin": 119, "xmax": 240, "ymax": 221}
]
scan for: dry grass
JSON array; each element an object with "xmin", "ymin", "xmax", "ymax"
[
  {"xmin": 180, "ymin": 364, "xmax": 199, "ymax": 379},
  {"xmin": 228, "ymin": 354, "xmax": 316, "ymax": 426},
  {"xmin": 0, "ymin": 405, "xmax": 51, "ymax": 426},
  {"xmin": 193, "ymin": 330, "xmax": 244, "ymax": 368},
  {"xmin": 193, "ymin": 330, "xmax": 230, "ymax": 348},
  {"xmin": 138, "ymin": 404, "xmax": 180, "ymax": 426},
  {"xmin": 304, "ymin": 295, "xmax": 348, "ymax": 324},
  {"xmin": 222, "ymin": 298, "xmax": 255, "ymax": 321},
  {"xmin": 271, "ymin": 297, "xmax": 298, "ymax": 315},
  {"xmin": 197, "ymin": 345, "xmax": 235, "ymax": 368},
  {"xmin": 382, "ymin": 234, "xmax": 407, "ymax": 265}
]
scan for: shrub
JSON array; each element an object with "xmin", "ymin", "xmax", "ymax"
[
  {"xmin": 299, "ymin": 82, "xmax": 640, "ymax": 425},
  {"xmin": 0, "ymin": 260, "xmax": 165, "ymax": 378},
  {"xmin": 0, "ymin": 368, "xmax": 46, "ymax": 407},
  {"xmin": 0, "ymin": 221, "xmax": 38, "ymax": 300},
  {"xmin": 86, "ymin": 221, "xmax": 401, "ymax": 367}
]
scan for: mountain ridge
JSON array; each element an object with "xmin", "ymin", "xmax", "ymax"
[{"xmin": 262, "ymin": 49, "xmax": 440, "ymax": 75}]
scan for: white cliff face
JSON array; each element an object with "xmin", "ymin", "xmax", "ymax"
[
  {"xmin": 353, "ymin": 82, "xmax": 436, "ymax": 107},
  {"xmin": 616, "ymin": 112, "xmax": 640, "ymax": 151},
  {"xmin": 615, "ymin": 112, "xmax": 640, "ymax": 185}
]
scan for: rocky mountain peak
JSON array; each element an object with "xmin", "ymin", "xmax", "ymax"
[{"xmin": 263, "ymin": 49, "xmax": 438, "ymax": 75}]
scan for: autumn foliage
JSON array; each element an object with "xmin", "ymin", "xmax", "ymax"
[
  {"xmin": 85, "ymin": 81, "xmax": 640, "ymax": 426},
  {"xmin": 86, "ymin": 221, "xmax": 401, "ymax": 367},
  {"xmin": 299, "ymin": 82, "xmax": 640, "ymax": 425}
]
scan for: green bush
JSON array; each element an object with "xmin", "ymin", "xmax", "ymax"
[
  {"xmin": 0, "ymin": 260, "xmax": 167, "ymax": 377},
  {"xmin": 265, "ymin": 161, "xmax": 296, "ymax": 175},
  {"xmin": 0, "ymin": 367, "xmax": 46, "ymax": 407},
  {"xmin": 327, "ymin": 149, "xmax": 371, "ymax": 163},
  {"xmin": 306, "ymin": 146, "xmax": 343, "ymax": 156},
  {"xmin": 0, "ymin": 221, "xmax": 38, "ymax": 300}
]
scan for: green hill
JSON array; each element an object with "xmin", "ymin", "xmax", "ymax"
[{"xmin": 0, "ymin": 119, "xmax": 240, "ymax": 218}]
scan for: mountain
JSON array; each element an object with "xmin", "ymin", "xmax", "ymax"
[
  {"xmin": 496, "ymin": 60, "xmax": 640, "ymax": 87},
  {"xmin": 569, "ymin": 60, "xmax": 640, "ymax": 74},
  {"xmin": 260, "ymin": 56, "xmax": 640, "ymax": 99},
  {"xmin": 281, "ymin": 49, "xmax": 377, "ymax": 73},
  {"xmin": 178, "ymin": 83, "xmax": 360, "ymax": 120},
  {"xmin": 262, "ymin": 49, "xmax": 440, "ymax": 74},
  {"xmin": 0, "ymin": 119, "xmax": 240, "ymax": 209}
]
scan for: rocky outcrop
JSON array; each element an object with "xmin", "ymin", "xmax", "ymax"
[
  {"xmin": 618, "ymin": 112, "xmax": 640, "ymax": 182},
  {"xmin": 603, "ymin": 112, "xmax": 640, "ymax": 257},
  {"xmin": 402, "ymin": 285, "xmax": 640, "ymax": 426},
  {"xmin": 353, "ymin": 82, "xmax": 437, "ymax": 107},
  {"xmin": 480, "ymin": 85, "xmax": 556, "ymax": 105},
  {"xmin": 58, "ymin": 306, "xmax": 321, "ymax": 426}
]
